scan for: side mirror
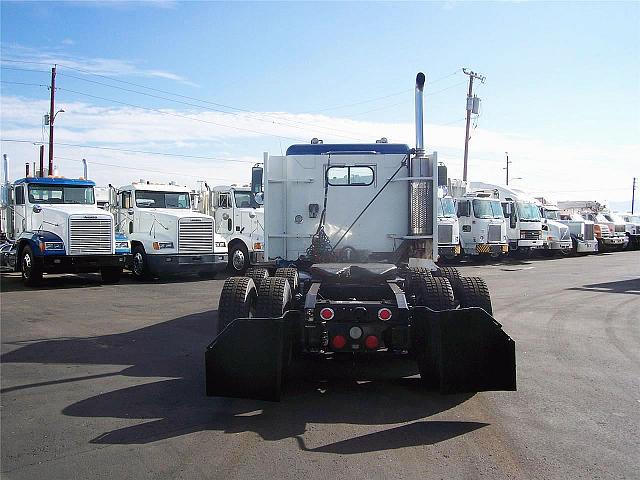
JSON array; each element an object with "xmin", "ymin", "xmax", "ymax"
[
  {"xmin": 254, "ymin": 192, "xmax": 264, "ymax": 205},
  {"xmin": 32, "ymin": 204, "xmax": 42, "ymax": 214},
  {"xmin": 502, "ymin": 202, "xmax": 512, "ymax": 217},
  {"xmin": 251, "ymin": 166, "xmax": 264, "ymax": 194},
  {"xmin": 457, "ymin": 201, "xmax": 469, "ymax": 217}
]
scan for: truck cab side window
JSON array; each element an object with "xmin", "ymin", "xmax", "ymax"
[
  {"xmin": 121, "ymin": 192, "xmax": 132, "ymax": 209},
  {"xmin": 15, "ymin": 186, "xmax": 24, "ymax": 205},
  {"xmin": 219, "ymin": 193, "xmax": 231, "ymax": 209}
]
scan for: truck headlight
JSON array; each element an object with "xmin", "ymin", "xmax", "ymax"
[
  {"xmin": 215, "ymin": 241, "xmax": 226, "ymax": 248},
  {"xmin": 152, "ymin": 241, "xmax": 174, "ymax": 250},
  {"xmin": 116, "ymin": 241, "xmax": 130, "ymax": 249},
  {"xmin": 44, "ymin": 242, "xmax": 64, "ymax": 250}
]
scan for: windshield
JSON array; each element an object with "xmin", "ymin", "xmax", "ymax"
[
  {"xmin": 472, "ymin": 199, "xmax": 494, "ymax": 219},
  {"xmin": 544, "ymin": 209, "xmax": 560, "ymax": 220},
  {"xmin": 234, "ymin": 190, "xmax": 259, "ymax": 209},
  {"xmin": 605, "ymin": 213, "xmax": 623, "ymax": 223},
  {"xmin": 439, "ymin": 197, "xmax": 456, "ymax": 218},
  {"xmin": 28, "ymin": 184, "xmax": 95, "ymax": 205},
  {"xmin": 517, "ymin": 201, "xmax": 541, "ymax": 221},
  {"xmin": 595, "ymin": 214, "xmax": 610, "ymax": 223},
  {"xmin": 490, "ymin": 200, "xmax": 504, "ymax": 218},
  {"xmin": 135, "ymin": 190, "xmax": 190, "ymax": 209}
]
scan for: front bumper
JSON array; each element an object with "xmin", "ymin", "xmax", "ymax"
[
  {"xmin": 475, "ymin": 243, "xmax": 509, "ymax": 255},
  {"xmin": 39, "ymin": 254, "xmax": 130, "ymax": 273},
  {"xmin": 576, "ymin": 240, "xmax": 598, "ymax": 253},
  {"xmin": 601, "ymin": 236, "xmax": 625, "ymax": 246},
  {"xmin": 517, "ymin": 239, "xmax": 543, "ymax": 248},
  {"xmin": 146, "ymin": 253, "xmax": 228, "ymax": 275},
  {"xmin": 251, "ymin": 251, "xmax": 265, "ymax": 263},
  {"xmin": 438, "ymin": 244, "xmax": 461, "ymax": 256},
  {"xmin": 546, "ymin": 240, "xmax": 573, "ymax": 250}
]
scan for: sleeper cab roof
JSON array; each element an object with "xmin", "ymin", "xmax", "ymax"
[
  {"xmin": 285, "ymin": 143, "xmax": 411, "ymax": 156},
  {"xmin": 13, "ymin": 177, "xmax": 96, "ymax": 186}
]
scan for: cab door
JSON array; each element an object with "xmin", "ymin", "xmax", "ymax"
[
  {"xmin": 13, "ymin": 185, "xmax": 26, "ymax": 236},
  {"xmin": 215, "ymin": 192, "xmax": 233, "ymax": 235}
]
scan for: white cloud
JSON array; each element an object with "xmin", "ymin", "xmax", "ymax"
[
  {"xmin": 61, "ymin": 38, "xmax": 75, "ymax": 46},
  {"xmin": 1, "ymin": 94, "xmax": 637, "ymax": 207},
  {"xmin": 1, "ymin": 44, "xmax": 197, "ymax": 87}
]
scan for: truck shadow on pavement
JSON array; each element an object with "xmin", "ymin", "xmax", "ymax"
[
  {"xmin": 567, "ymin": 278, "xmax": 640, "ymax": 295},
  {"xmin": 0, "ymin": 310, "xmax": 483, "ymax": 454}
]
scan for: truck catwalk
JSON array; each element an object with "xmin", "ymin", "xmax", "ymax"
[{"xmin": 1, "ymin": 251, "xmax": 638, "ymax": 480}]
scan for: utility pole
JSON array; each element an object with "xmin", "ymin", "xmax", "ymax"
[
  {"xmin": 504, "ymin": 152, "xmax": 512, "ymax": 185},
  {"xmin": 462, "ymin": 68, "xmax": 485, "ymax": 182},
  {"xmin": 632, "ymin": 177, "xmax": 636, "ymax": 214},
  {"xmin": 48, "ymin": 65, "xmax": 56, "ymax": 175}
]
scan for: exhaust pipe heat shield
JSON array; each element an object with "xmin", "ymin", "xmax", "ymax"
[
  {"xmin": 413, "ymin": 307, "xmax": 516, "ymax": 393},
  {"xmin": 205, "ymin": 315, "xmax": 289, "ymax": 402}
]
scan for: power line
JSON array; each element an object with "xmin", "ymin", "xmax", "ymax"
[
  {"xmin": 0, "ymin": 80, "xmax": 48, "ymax": 87},
  {"xmin": 56, "ymin": 72, "xmax": 367, "ymax": 141},
  {"xmin": 56, "ymin": 87, "xmax": 308, "ymax": 143},
  {"xmin": 53, "ymin": 155, "xmax": 234, "ymax": 182},
  {"xmin": 0, "ymin": 65, "xmax": 51, "ymax": 75},
  {"xmin": 1, "ymin": 138, "xmax": 256, "ymax": 163}
]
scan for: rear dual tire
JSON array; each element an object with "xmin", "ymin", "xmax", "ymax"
[{"xmin": 217, "ymin": 277, "xmax": 258, "ymax": 335}]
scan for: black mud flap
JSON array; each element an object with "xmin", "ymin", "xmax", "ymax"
[
  {"xmin": 205, "ymin": 312, "xmax": 295, "ymax": 402},
  {"xmin": 412, "ymin": 307, "xmax": 516, "ymax": 393}
]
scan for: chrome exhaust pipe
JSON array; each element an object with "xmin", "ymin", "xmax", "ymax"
[
  {"xmin": 82, "ymin": 158, "xmax": 88, "ymax": 179},
  {"xmin": 415, "ymin": 72, "xmax": 425, "ymax": 153}
]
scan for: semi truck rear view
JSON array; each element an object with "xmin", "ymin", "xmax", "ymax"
[{"xmin": 204, "ymin": 73, "xmax": 516, "ymax": 401}]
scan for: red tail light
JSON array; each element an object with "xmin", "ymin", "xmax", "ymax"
[
  {"xmin": 320, "ymin": 307, "xmax": 334, "ymax": 320},
  {"xmin": 378, "ymin": 308, "xmax": 392, "ymax": 321},
  {"xmin": 364, "ymin": 335, "xmax": 379, "ymax": 350},
  {"xmin": 331, "ymin": 335, "xmax": 346, "ymax": 349}
]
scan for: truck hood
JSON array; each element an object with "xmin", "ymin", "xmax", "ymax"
[
  {"xmin": 33, "ymin": 204, "xmax": 113, "ymax": 231},
  {"xmin": 546, "ymin": 219, "xmax": 569, "ymax": 237}
]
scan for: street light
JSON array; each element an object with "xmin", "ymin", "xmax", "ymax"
[{"xmin": 52, "ymin": 109, "xmax": 65, "ymax": 122}]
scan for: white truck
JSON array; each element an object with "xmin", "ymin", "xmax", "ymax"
[
  {"xmin": 113, "ymin": 181, "xmax": 228, "ymax": 279},
  {"xmin": 553, "ymin": 211, "xmax": 598, "ymax": 254},
  {"xmin": 205, "ymin": 72, "xmax": 516, "ymax": 401},
  {"xmin": 437, "ymin": 189, "xmax": 461, "ymax": 261},
  {"xmin": 580, "ymin": 212, "xmax": 626, "ymax": 252},
  {"xmin": 455, "ymin": 189, "xmax": 509, "ymax": 259},
  {"xmin": 532, "ymin": 199, "xmax": 573, "ymax": 255},
  {"xmin": 618, "ymin": 213, "xmax": 640, "ymax": 249},
  {"xmin": 603, "ymin": 212, "xmax": 636, "ymax": 250},
  {"xmin": 196, "ymin": 183, "xmax": 265, "ymax": 274},
  {"xmin": 471, "ymin": 183, "xmax": 543, "ymax": 256},
  {"xmin": 0, "ymin": 159, "xmax": 130, "ymax": 286}
]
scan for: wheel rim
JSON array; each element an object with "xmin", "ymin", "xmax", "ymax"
[
  {"xmin": 22, "ymin": 252, "xmax": 32, "ymax": 278},
  {"xmin": 133, "ymin": 252, "xmax": 144, "ymax": 276},
  {"xmin": 232, "ymin": 249, "xmax": 245, "ymax": 271}
]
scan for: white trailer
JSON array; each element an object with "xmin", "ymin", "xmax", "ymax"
[
  {"xmin": 196, "ymin": 184, "xmax": 265, "ymax": 273},
  {"xmin": 455, "ymin": 189, "xmax": 509, "ymax": 259},
  {"xmin": 471, "ymin": 183, "xmax": 543, "ymax": 255},
  {"xmin": 113, "ymin": 181, "xmax": 228, "ymax": 279},
  {"xmin": 0, "ymin": 157, "xmax": 130, "ymax": 286}
]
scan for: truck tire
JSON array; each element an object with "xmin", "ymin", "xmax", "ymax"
[
  {"xmin": 452, "ymin": 276, "xmax": 493, "ymax": 315},
  {"xmin": 413, "ymin": 276, "xmax": 455, "ymax": 311},
  {"xmin": 433, "ymin": 266, "xmax": 460, "ymax": 284},
  {"xmin": 20, "ymin": 245, "xmax": 43, "ymax": 287},
  {"xmin": 255, "ymin": 277, "xmax": 292, "ymax": 318},
  {"xmin": 217, "ymin": 277, "xmax": 257, "ymax": 335},
  {"xmin": 131, "ymin": 245, "xmax": 151, "ymax": 281},
  {"xmin": 275, "ymin": 267, "xmax": 299, "ymax": 293},
  {"xmin": 101, "ymin": 266, "xmax": 122, "ymax": 284},
  {"xmin": 228, "ymin": 242, "xmax": 249, "ymax": 274},
  {"xmin": 245, "ymin": 266, "xmax": 269, "ymax": 290}
]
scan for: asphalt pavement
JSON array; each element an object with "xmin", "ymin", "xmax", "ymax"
[{"xmin": 1, "ymin": 251, "xmax": 638, "ymax": 479}]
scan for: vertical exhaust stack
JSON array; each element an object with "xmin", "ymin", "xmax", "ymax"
[
  {"xmin": 409, "ymin": 72, "xmax": 433, "ymax": 240},
  {"xmin": 82, "ymin": 158, "xmax": 88, "ymax": 179},
  {"xmin": 25, "ymin": 163, "xmax": 30, "ymax": 177},
  {"xmin": 1, "ymin": 154, "xmax": 8, "ymax": 208}
]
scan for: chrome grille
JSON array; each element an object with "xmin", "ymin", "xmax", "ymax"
[
  {"xmin": 584, "ymin": 223, "xmax": 594, "ymax": 241},
  {"xmin": 615, "ymin": 224, "xmax": 625, "ymax": 233},
  {"xmin": 69, "ymin": 216, "xmax": 112, "ymax": 255},
  {"xmin": 438, "ymin": 224, "xmax": 453, "ymax": 244},
  {"xmin": 488, "ymin": 224, "xmax": 502, "ymax": 243},
  {"xmin": 178, "ymin": 218, "xmax": 214, "ymax": 253}
]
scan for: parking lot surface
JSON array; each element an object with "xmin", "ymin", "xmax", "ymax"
[{"xmin": 1, "ymin": 252, "xmax": 639, "ymax": 479}]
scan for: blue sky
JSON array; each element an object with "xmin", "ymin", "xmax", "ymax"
[{"xmin": 1, "ymin": 1, "xmax": 639, "ymax": 209}]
